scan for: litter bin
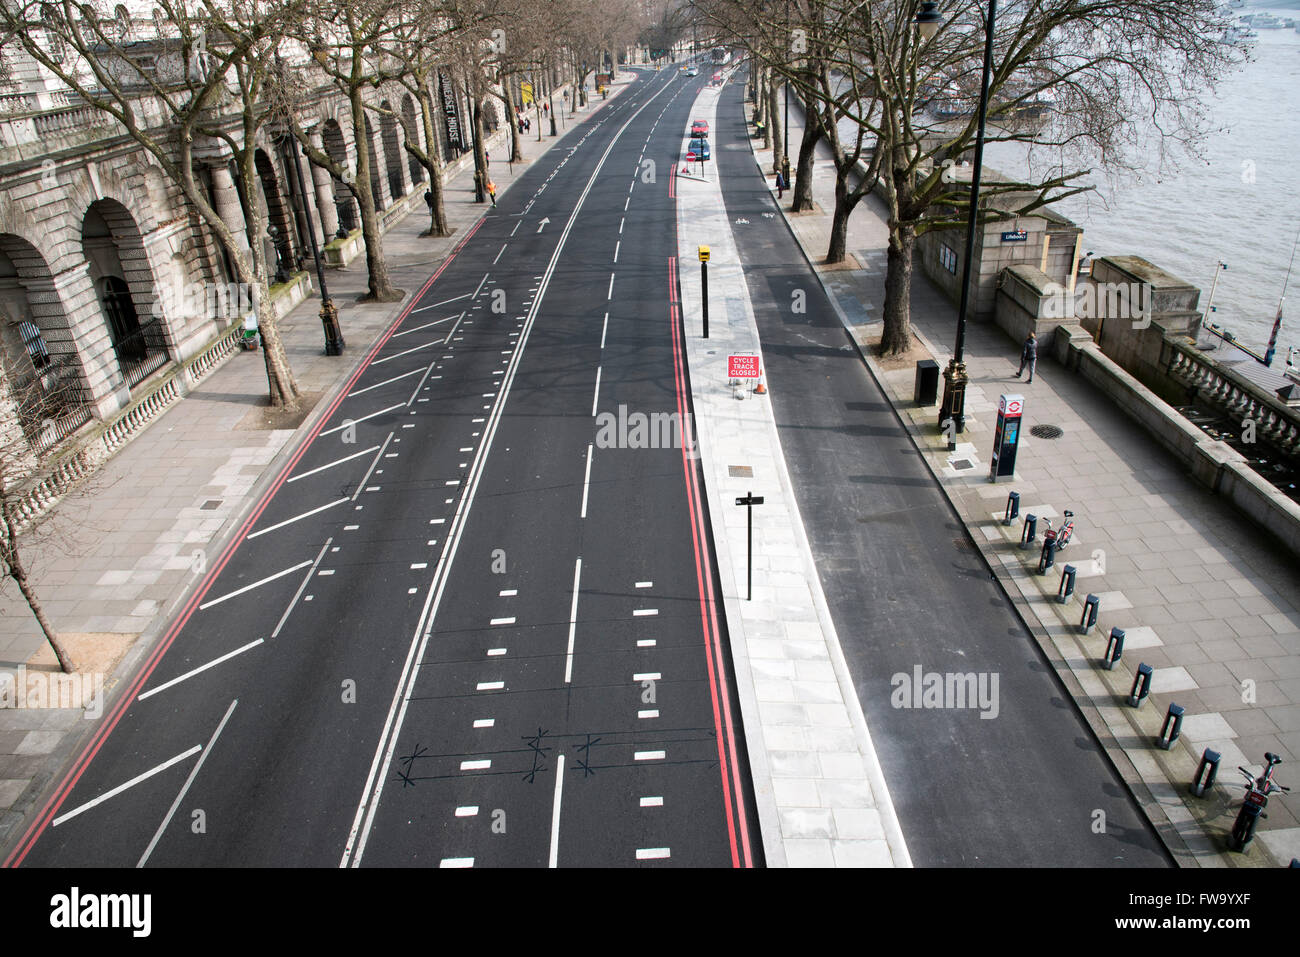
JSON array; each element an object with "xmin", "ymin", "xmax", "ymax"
[{"xmin": 914, "ymin": 359, "xmax": 939, "ymax": 406}]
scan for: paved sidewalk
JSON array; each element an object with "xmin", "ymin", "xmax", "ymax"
[
  {"xmin": 0, "ymin": 72, "xmax": 637, "ymax": 851},
  {"xmin": 677, "ymin": 80, "xmax": 910, "ymax": 867},
  {"xmin": 758, "ymin": 93, "xmax": 1300, "ymax": 867}
]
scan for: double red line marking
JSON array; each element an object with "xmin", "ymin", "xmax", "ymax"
[
  {"xmin": 667, "ymin": 254, "xmax": 753, "ymax": 869},
  {"xmin": 4, "ymin": 216, "xmax": 487, "ymax": 868}
]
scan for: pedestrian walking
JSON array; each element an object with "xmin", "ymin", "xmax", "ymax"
[
  {"xmin": 485, "ymin": 151, "xmax": 490, "ymax": 169},
  {"xmin": 775, "ymin": 170, "xmax": 785, "ymax": 198},
  {"xmin": 1016, "ymin": 331, "xmax": 1037, "ymax": 383},
  {"xmin": 424, "ymin": 189, "xmax": 433, "ymax": 212},
  {"xmin": 487, "ymin": 178, "xmax": 497, "ymax": 207}
]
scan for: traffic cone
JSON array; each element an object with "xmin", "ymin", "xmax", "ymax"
[{"xmin": 754, "ymin": 377, "xmax": 767, "ymax": 395}]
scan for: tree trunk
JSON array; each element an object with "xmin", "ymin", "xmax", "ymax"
[
  {"xmin": 825, "ymin": 169, "xmax": 858, "ymax": 263},
  {"xmin": 350, "ymin": 90, "xmax": 403, "ymax": 302},
  {"xmin": 767, "ymin": 78, "xmax": 782, "ymax": 171},
  {"xmin": 253, "ymin": 279, "xmax": 300, "ymax": 406},
  {"xmin": 881, "ymin": 221, "xmax": 917, "ymax": 356},
  {"xmin": 418, "ymin": 87, "xmax": 450, "ymax": 237},
  {"xmin": 791, "ymin": 98, "xmax": 821, "ymax": 213},
  {"xmin": 1, "ymin": 505, "xmax": 75, "ymax": 673}
]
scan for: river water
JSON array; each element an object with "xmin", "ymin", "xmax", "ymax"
[{"xmin": 981, "ymin": 7, "xmax": 1300, "ymax": 365}]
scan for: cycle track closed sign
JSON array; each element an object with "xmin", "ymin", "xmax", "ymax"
[{"xmin": 729, "ymin": 355, "xmax": 760, "ymax": 377}]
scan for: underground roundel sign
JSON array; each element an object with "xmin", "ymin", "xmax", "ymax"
[
  {"xmin": 999, "ymin": 394, "xmax": 1023, "ymax": 417},
  {"xmin": 729, "ymin": 354, "xmax": 761, "ymax": 377}
]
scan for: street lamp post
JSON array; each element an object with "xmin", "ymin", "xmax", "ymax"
[
  {"xmin": 925, "ymin": 0, "xmax": 996, "ymax": 438},
  {"xmin": 289, "ymin": 137, "xmax": 344, "ymax": 356},
  {"xmin": 782, "ymin": 0, "xmax": 791, "ymax": 189}
]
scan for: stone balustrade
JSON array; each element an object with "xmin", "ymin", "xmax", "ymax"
[{"xmin": 1162, "ymin": 339, "xmax": 1300, "ymax": 457}]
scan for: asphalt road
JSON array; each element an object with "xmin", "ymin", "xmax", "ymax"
[
  {"xmin": 6, "ymin": 64, "xmax": 761, "ymax": 869},
  {"xmin": 712, "ymin": 77, "xmax": 1172, "ymax": 867}
]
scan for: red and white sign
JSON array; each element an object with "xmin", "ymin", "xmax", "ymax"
[
  {"xmin": 686, "ymin": 150, "xmax": 697, "ymax": 162},
  {"xmin": 729, "ymin": 354, "xmax": 761, "ymax": 378},
  {"xmin": 998, "ymin": 394, "xmax": 1024, "ymax": 417}
]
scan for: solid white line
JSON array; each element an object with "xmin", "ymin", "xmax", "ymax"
[
  {"xmin": 636, "ymin": 848, "xmax": 670, "ymax": 860},
  {"xmin": 635, "ymin": 581, "xmax": 652, "ymax": 588},
  {"xmin": 636, "ymin": 639, "xmax": 656, "ymax": 647},
  {"xmin": 564, "ymin": 559, "xmax": 582, "ymax": 683},
  {"xmin": 634, "ymin": 751, "xmax": 665, "ymax": 761},
  {"xmin": 198, "ymin": 561, "xmax": 312, "ymax": 610},
  {"xmin": 461, "ymin": 759, "xmax": 491, "ymax": 770},
  {"xmin": 591, "ymin": 367, "xmax": 601, "ymax": 417},
  {"xmin": 633, "ymin": 609, "xmax": 658, "ymax": 617},
  {"xmin": 247, "ymin": 498, "xmax": 348, "ymax": 539},
  {"xmin": 342, "ymin": 75, "xmax": 680, "ymax": 869},
  {"xmin": 548, "ymin": 753, "xmax": 565, "ymax": 868},
  {"xmin": 624, "ymin": 197, "xmax": 629, "ymax": 211},
  {"xmin": 600, "ymin": 313, "xmax": 608, "ymax": 349},
  {"xmin": 490, "ymin": 617, "xmax": 515, "ymax": 625},
  {"xmin": 487, "ymin": 648, "xmax": 506, "ymax": 656},
  {"xmin": 476, "ymin": 681, "xmax": 504, "ymax": 691},
  {"xmin": 455, "ymin": 806, "xmax": 479, "ymax": 817},
  {"xmin": 410, "ymin": 563, "xmax": 427, "ymax": 570},
  {"xmin": 347, "ymin": 368, "xmax": 426, "ymax": 396},
  {"xmin": 472, "ymin": 273, "xmax": 489, "ymax": 299},
  {"xmin": 320, "ymin": 404, "xmax": 404, "ymax": 436},
  {"xmin": 138, "ymin": 640, "xmax": 263, "ymax": 702},
  {"xmin": 638, "ymin": 709, "xmax": 660, "ymax": 719},
  {"xmin": 440, "ymin": 857, "xmax": 474, "ymax": 867},
  {"xmin": 53, "ymin": 747, "xmax": 201, "ymax": 827},
  {"xmin": 390, "ymin": 316, "xmax": 456, "ymax": 339},
  {"xmin": 412, "ymin": 292, "xmax": 470, "ymax": 313},
  {"xmin": 619, "ymin": 217, "xmax": 624, "ymax": 234},
  {"xmin": 640, "ymin": 796, "xmax": 664, "ymax": 807},
  {"xmin": 494, "ymin": 243, "xmax": 508, "ymax": 264},
  {"xmin": 607, "ymin": 273, "xmax": 615, "ymax": 300},
  {"xmin": 580, "ymin": 445, "xmax": 593, "ymax": 519},
  {"xmin": 442, "ymin": 311, "xmax": 467, "ymax": 345},
  {"xmin": 372, "ymin": 340, "xmax": 439, "ymax": 366},
  {"xmin": 137, "ymin": 699, "xmax": 237, "ymax": 866},
  {"xmin": 499, "ymin": 589, "xmax": 517, "ymax": 596},
  {"xmin": 351, "ymin": 431, "xmax": 390, "ymax": 501},
  {"xmin": 270, "ymin": 540, "xmax": 335, "ymax": 639},
  {"xmin": 613, "ymin": 240, "xmax": 620, "ymax": 263},
  {"xmin": 633, "ymin": 672, "xmax": 661, "ymax": 681}
]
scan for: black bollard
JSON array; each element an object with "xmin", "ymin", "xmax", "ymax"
[
  {"xmin": 1156, "ymin": 703, "xmax": 1185, "ymax": 750},
  {"xmin": 1191, "ymin": 749, "xmax": 1221, "ymax": 797},
  {"xmin": 1102, "ymin": 627, "xmax": 1125, "ymax": 670},
  {"xmin": 1127, "ymin": 662, "xmax": 1153, "ymax": 708}
]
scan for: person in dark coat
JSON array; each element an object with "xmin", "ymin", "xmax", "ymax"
[{"xmin": 1016, "ymin": 331, "xmax": 1037, "ymax": 382}]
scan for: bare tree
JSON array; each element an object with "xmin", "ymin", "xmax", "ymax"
[
  {"xmin": 701, "ymin": 0, "xmax": 1242, "ymax": 355},
  {"xmin": 0, "ymin": 0, "xmax": 306, "ymax": 408},
  {"xmin": 0, "ymin": 372, "xmax": 83, "ymax": 673}
]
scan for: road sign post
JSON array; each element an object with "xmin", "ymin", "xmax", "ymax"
[
  {"xmin": 735, "ymin": 491, "xmax": 765, "ymax": 600},
  {"xmin": 699, "ymin": 245, "xmax": 710, "ymax": 338}
]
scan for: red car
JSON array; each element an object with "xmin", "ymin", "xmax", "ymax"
[{"xmin": 690, "ymin": 120, "xmax": 709, "ymax": 138}]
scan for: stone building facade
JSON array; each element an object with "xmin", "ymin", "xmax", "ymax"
[{"xmin": 0, "ymin": 36, "xmax": 504, "ymax": 474}]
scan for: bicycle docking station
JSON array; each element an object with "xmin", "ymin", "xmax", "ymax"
[
  {"xmin": 1037, "ymin": 533, "xmax": 1057, "ymax": 574},
  {"xmin": 1079, "ymin": 593, "xmax": 1099, "ymax": 634},
  {"xmin": 1057, "ymin": 565, "xmax": 1076, "ymax": 603},
  {"xmin": 1102, "ymin": 627, "xmax": 1125, "ymax": 670},
  {"xmin": 1020, "ymin": 514, "xmax": 1037, "ymax": 549},
  {"xmin": 1157, "ymin": 703, "xmax": 1185, "ymax": 751},
  {"xmin": 1127, "ymin": 662, "xmax": 1153, "ymax": 708},
  {"xmin": 1191, "ymin": 749, "xmax": 1221, "ymax": 797},
  {"xmin": 1002, "ymin": 491, "xmax": 1020, "ymax": 526}
]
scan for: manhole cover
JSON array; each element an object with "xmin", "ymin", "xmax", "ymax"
[
  {"xmin": 1030, "ymin": 424, "xmax": 1064, "ymax": 439},
  {"xmin": 200, "ymin": 500, "xmax": 223, "ymax": 510},
  {"xmin": 950, "ymin": 459, "xmax": 975, "ymax": 470},
  {"xmin": 728, "ymin": 465, "xmax": 753, "ymax": 478}
]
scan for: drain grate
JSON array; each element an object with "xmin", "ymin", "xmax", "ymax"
[
  {"xmin": 950, "ymin": 459, "xmax": 975, "ymax": 470},
  {"xmin": 1030, "ymin": 424, "xmax": 1064, "ymax": 440}
]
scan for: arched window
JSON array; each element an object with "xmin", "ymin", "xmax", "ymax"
[{"xmin": 100, "ymin": 275, "xmax": 146, "ymax": 364}]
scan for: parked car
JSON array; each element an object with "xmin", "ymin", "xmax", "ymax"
[{"xmin": 688, "ymin": 137, "xmax": 710, "ymax": 160}]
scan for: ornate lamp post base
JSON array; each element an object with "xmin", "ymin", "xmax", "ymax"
[
  {"xmin": 939, "ymin": 359, "xmax": 968, "ymax": 443},
  {"xmin": 320, "ymin": 298, "xmax": 345, "ymax": 356}
]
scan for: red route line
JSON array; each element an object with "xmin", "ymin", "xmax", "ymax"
[
  {"xmin": 667, "ymin": 256, "xmax": 753, "ymax": 868},
  {"xmin": 4, "ymin": 215, "xmax": 487, "ymax": 868}
]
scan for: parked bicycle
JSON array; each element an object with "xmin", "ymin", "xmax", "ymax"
[{"xmin": 1228, "ymin": 752, "xmax": 1288, "ymax": 852}]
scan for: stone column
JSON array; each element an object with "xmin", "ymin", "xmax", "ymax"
[
  {"xmin": 288, "ymin": 138, "xmax": 326, "ymax": 248},
  {"xmin": 310, "ymin": 129, "xmax": 341, "ymax": 240},
  {"xmin": 210, "ymin": 163, "xmax": 249, "ymax": 254}
]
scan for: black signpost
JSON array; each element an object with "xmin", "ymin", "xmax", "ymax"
[{"xmin": 735, "ymin": 491, "xmax": 765, "ymax": 600}]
